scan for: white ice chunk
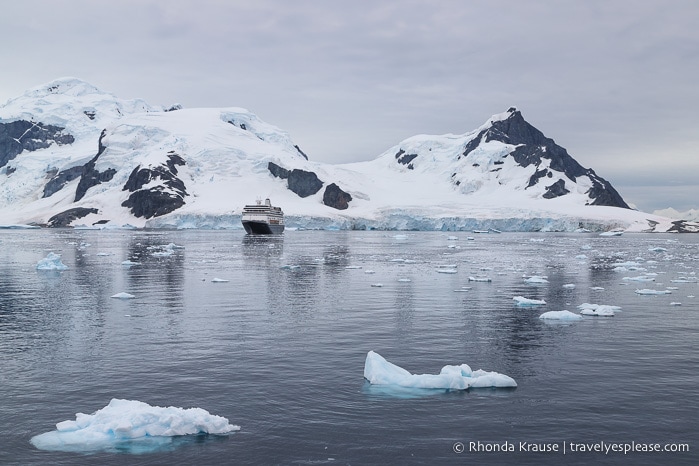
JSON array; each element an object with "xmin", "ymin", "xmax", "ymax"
[
  {"xmin": 513, "ymin": 296, "xmax": 546, "ymax": 306},
  {"xmin": 211, "ymin": 278, "xmax": 229, "ymax": 283},
  {"xmin": 371, "ymin": 283, "xmax": 383, "ymax": 287},
  {"xmin": 30, "ymin": 399, "xmax": 240, "ymax": 453},
  {"xmin": 635, "ymin": 289, "xmax": 672, "ymax": 295},
  {"xmin": 436, "ymin": 268, "xmax": 457, "ymax": 274},
  {"xmin": 36, "ymin": 252, "xmax": 69, "ymax": 271},
  {"xmin": 577, "ymin": 303, "xmax": 620, "ymax": 316},
  {"xmin": 468, "ymin": 276, "xmax": 492, "ymax": 282},
  {"xmin": 524, "ymin": 276, "xmax": 549, "ymax": 284},
  {"xmin": 363, "ymin": 351, "xmax": 516, "ymax": 390},
  {"xmin": 670, "ymin": 302, "xmax": 682, "ymax": 306},
  {"xmin": 110, "ymin": 292, "xmax": 135, "ymax": 299},
  {"xmin": 622, "ymin": 276, "xmax": 655, "ymax": 282},
  {"xmin": 539, "ymin": 310, "xmax": 583, "ymax": 321},
  {"xmin": 562, "ymin": 284, "xmax": 576, "ymax": 289}
]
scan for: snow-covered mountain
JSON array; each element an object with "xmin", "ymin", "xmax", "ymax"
[{"xmin": 0, "ymin": 78, "xmax": 687, "ymax": 232}]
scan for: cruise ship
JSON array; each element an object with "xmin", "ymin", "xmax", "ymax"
[{"xmin": 241, "ymin": 198, "xmax": 285, "ymax": 235}]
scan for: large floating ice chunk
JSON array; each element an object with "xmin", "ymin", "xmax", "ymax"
[
  {"xmin": 36, "ymin": 252, "xmax": 69, "ymax": 271},
  {"xmin": 363, "ymin": 351, "xmax": 516, "ymax": 391},
  {"xmin": 513, "ymin": 296, "xmax": 546, "ymax": 306},
  {"xmin": 577, "ymin": 303, "xmax": 619, "ymax": 316},
  {"xmin": 539, "ymin": 310, "xmax": 583, "ymax": 321},
  {"xmin": 30, "ymin": 399, "xmax": 240, "ymax": 453}
]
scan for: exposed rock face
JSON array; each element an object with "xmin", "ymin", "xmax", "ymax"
[
  {"xmin": 323, "ymin": 183, "xmax": 352, "ymax": 210},
  {"xmin": 395, "ymin": 149, "xmax": 418, "ymax": 169},
  {"xmin": 288, "ymin": 169, "xmax": 323, "ymax": 197},
  {"xmin": 0, "ymin": 120, "xmax": 74, "ymax": 168},
  {"xmin": 543, "ymin": 179, "xmax": 570, "ymax": 199},
  {"xmin": 43, "ymin": 165, "xmax": 84, "ymax": 198},
  {"xmin": 268, "ymin": 162, "xmax": 290, "ymax": 179},
  {"xmin": 121, "ymin": 151, "xmax": 187, "ymax": 218},
  {"xmin": 464, "ymin": 108, "xmax": 629, "ymax": 208},
  {"xmin": 268, "ymin": 162, "xmax": 324, "ymax": 198},
  {"xmin": 48, "ymin": 207, "xmax": 98, "ymax": 227},
  {"xmin": 75, "ymin": 130, "xmax": 116, "ymax": 202}
]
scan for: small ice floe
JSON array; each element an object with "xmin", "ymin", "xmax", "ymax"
[
  {"xmin": 590, "ymin": 286, "xmax": 605, "ymax": 291},
  {"xmin": 453, "ymin": 287, "xmax": 471, "ymax": 292},
  {"xmin": 436, "ymin": 268, "xmax": 457, "ymax": 274},
  {"xmin": 121, "ymin": 260, "xmax": 139, "ymax": 267},
  {"xmin": 468, "ymin": 276, "xmax": 492, "ymax": 282},
  {"xmin": 539, "ymin": 310, "xmax": 583, "ymax": 321},
  {"xmin": 600, "ymin": 230, "xmax": 623, "ymax": 236},
  {"xmin": 635, "ymin": 289, "xmax": 672, "ymax": 295},
  {"xmin": 36, "ymin": 252, "xmax": 69, "ymax": 271},
  {"xmin": 575, "ymin": 254, "xmax": 588, "ymax": 260},
  {"xmin": 30, "ymin": 398, "xmax": 239, "ymax": 453},
  {"xmin": 96, "ymin": 252, "xmax": 113, "ymax": 256},
  {"xmin": 648, "ymin": 247, "xmax": 667, "ymax": 252},
  {"xmin": 466, "ymin": 236, "xmax": 475, "ymax": 241},
  {"xmin": 671, "ymin": 278, "xmax": 698, "ymax": 283},
  {"xmin": 447, "ymin": 236, "xmax": 458, "ymax": 241},
  {"xmin": 371, "ymin": 283, "xmax": 383, "ymax": 288},
  {"xmin": 562, "ymin": 284, "xmax": 576, "ymax": 289},
  {"xmin": 577, "ymin": 303, "xmax": 620, "ymax": 316},
  {"xmin": 513, "ymin": 296, "xmax": 546, "ymax": 307},
  {"xmin": 363, "ymin": 351, "xmax": 516, "ymax": 391},
  {"xmin": 392, "ymin": 234, "xmax": 408, "ymax": 240},
  {"xmin": 211, "ymin": 278, "xmax": 229, "ymax": 283},
  {"xmin": 390, "ymin": 258, "xmax": 405, "ymax": 263},
  {"xmin": 524, "ymin": 276, "xmax": 549, "ymax": 284},
  {"xmin": 280, "ymin": 264, "xmax": 301, "ymax": 270},
  {"xmin": 529, "ymin": 238, "xmax": 545, "ymax": 242},
  {"xmin": 622, "ymin": 276, "xmax": 656, "ymax": 282},
  {"xmin": 345, "ymin": 265, "xmax": 362, "ymax": 269},
  {"xmin": 670, "ymin": 302, "xmax": 682, "ymax": 306},
  {"xmin": 110, "ymin": 292, "xmax": 135, "ymax": 299},
  {"xmin": 397, "ymin": 278, "xmax": 411, "ymax": 282},
  {"xmin": 364, "ymin": 270, "xmax": 375, "ymax": 274}
]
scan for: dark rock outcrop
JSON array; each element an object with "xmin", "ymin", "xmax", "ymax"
[
  {"xmin": 294, "ymin": 145, "xmax": 309, "ymax": 160},
  {"xmin": 0, "ymin": 120, "xmax": 74, "ymax": 168},
  {"xmin": 43, "ymin": 165, "xmax": 84, "ymax": 198},
  {"xmin": 288, "ymin": 169, "xmax": 323, "ymax": 197},
  {"xmin": 74, "ymin": 131, "xmax": 115, "ymax": 202},
  {"xmin": 463, "ymin": 108, "xmax": 629, "ymax": 208},
  {"xmin": 543, "ymin": 179, "xmax": 570, "ymax": 199},
  {"xmin": 47, "ymin": 207, "xmax": 98, "ymax": 227},
  {"xmin": 121, "ymin": 151, "xmax": 188, "ymax": 218},
  {"xmin": 268, "ymin": 162, "xmax": 290, "ymax": 179},
  {"xmin": 268, "ymin": 162, "xmax": 324, "ymax": 198},
  {"xmin": 323, "ymin": 183, "xmax": 352, "ymax": 210}
]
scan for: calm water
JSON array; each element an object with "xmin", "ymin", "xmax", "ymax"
[{"xmin": 0, "ymin": 229, "xmax": 697, "ymax": 465}]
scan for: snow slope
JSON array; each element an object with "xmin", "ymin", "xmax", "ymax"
[{"xmin": 0, "ymin": 78, "xmax": 680, "ymax": 231}]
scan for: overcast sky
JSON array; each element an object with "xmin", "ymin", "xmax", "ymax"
[{"xmin": 1, "ymin": 0, "xmax": 697, "ymax": 212}]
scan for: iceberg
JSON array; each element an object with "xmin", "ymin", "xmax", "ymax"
[
  {"xmin": 30, "ymin": 399, "xmax": 240, "ymax": 454},
  {"xmin": 110, "ymin": 292, "xmax": 135, "ymax": 299},
  {"xmin": 577, "ymin": 303, "xmax": 619, "ymax": 317},
  {"xmin": 513, "ymin": 296, "xmax": 546, "ymax": 307},
  {"xmin": 539, "ymin": 310, "xmax": 584, "ymax": 321},
  {"xmin": 363, "ymin": 351, "xmax": 516, "ymax": 391},
  {"xmin": 524, "ymin": 275, "xmax": 549, "ymax": 284},
  {"xmin": 36, "ymin": 252, "xmax": 69, "ymax": 271}
]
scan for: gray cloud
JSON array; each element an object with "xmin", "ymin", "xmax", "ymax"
[{"xmin": 1, "ymin": 0, "xmax": 697, "ymax": 212}]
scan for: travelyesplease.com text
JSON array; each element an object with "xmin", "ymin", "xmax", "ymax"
[{"xmin": 453, "ymin": 440, "xmax": 690, "ymax": 455}]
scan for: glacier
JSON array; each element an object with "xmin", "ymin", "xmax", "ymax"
[
  {"xmin": 0, "ymin": 77, "xmax": 688, "ymax": 232},
  {"xmin": 30, "ymin": 398, "xmax": 239, "ymax": 454}
]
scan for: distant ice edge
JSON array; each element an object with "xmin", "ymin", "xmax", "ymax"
[{"xmin": 144, "ymin": 212, "xmax": 632, "ymax": 232}]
